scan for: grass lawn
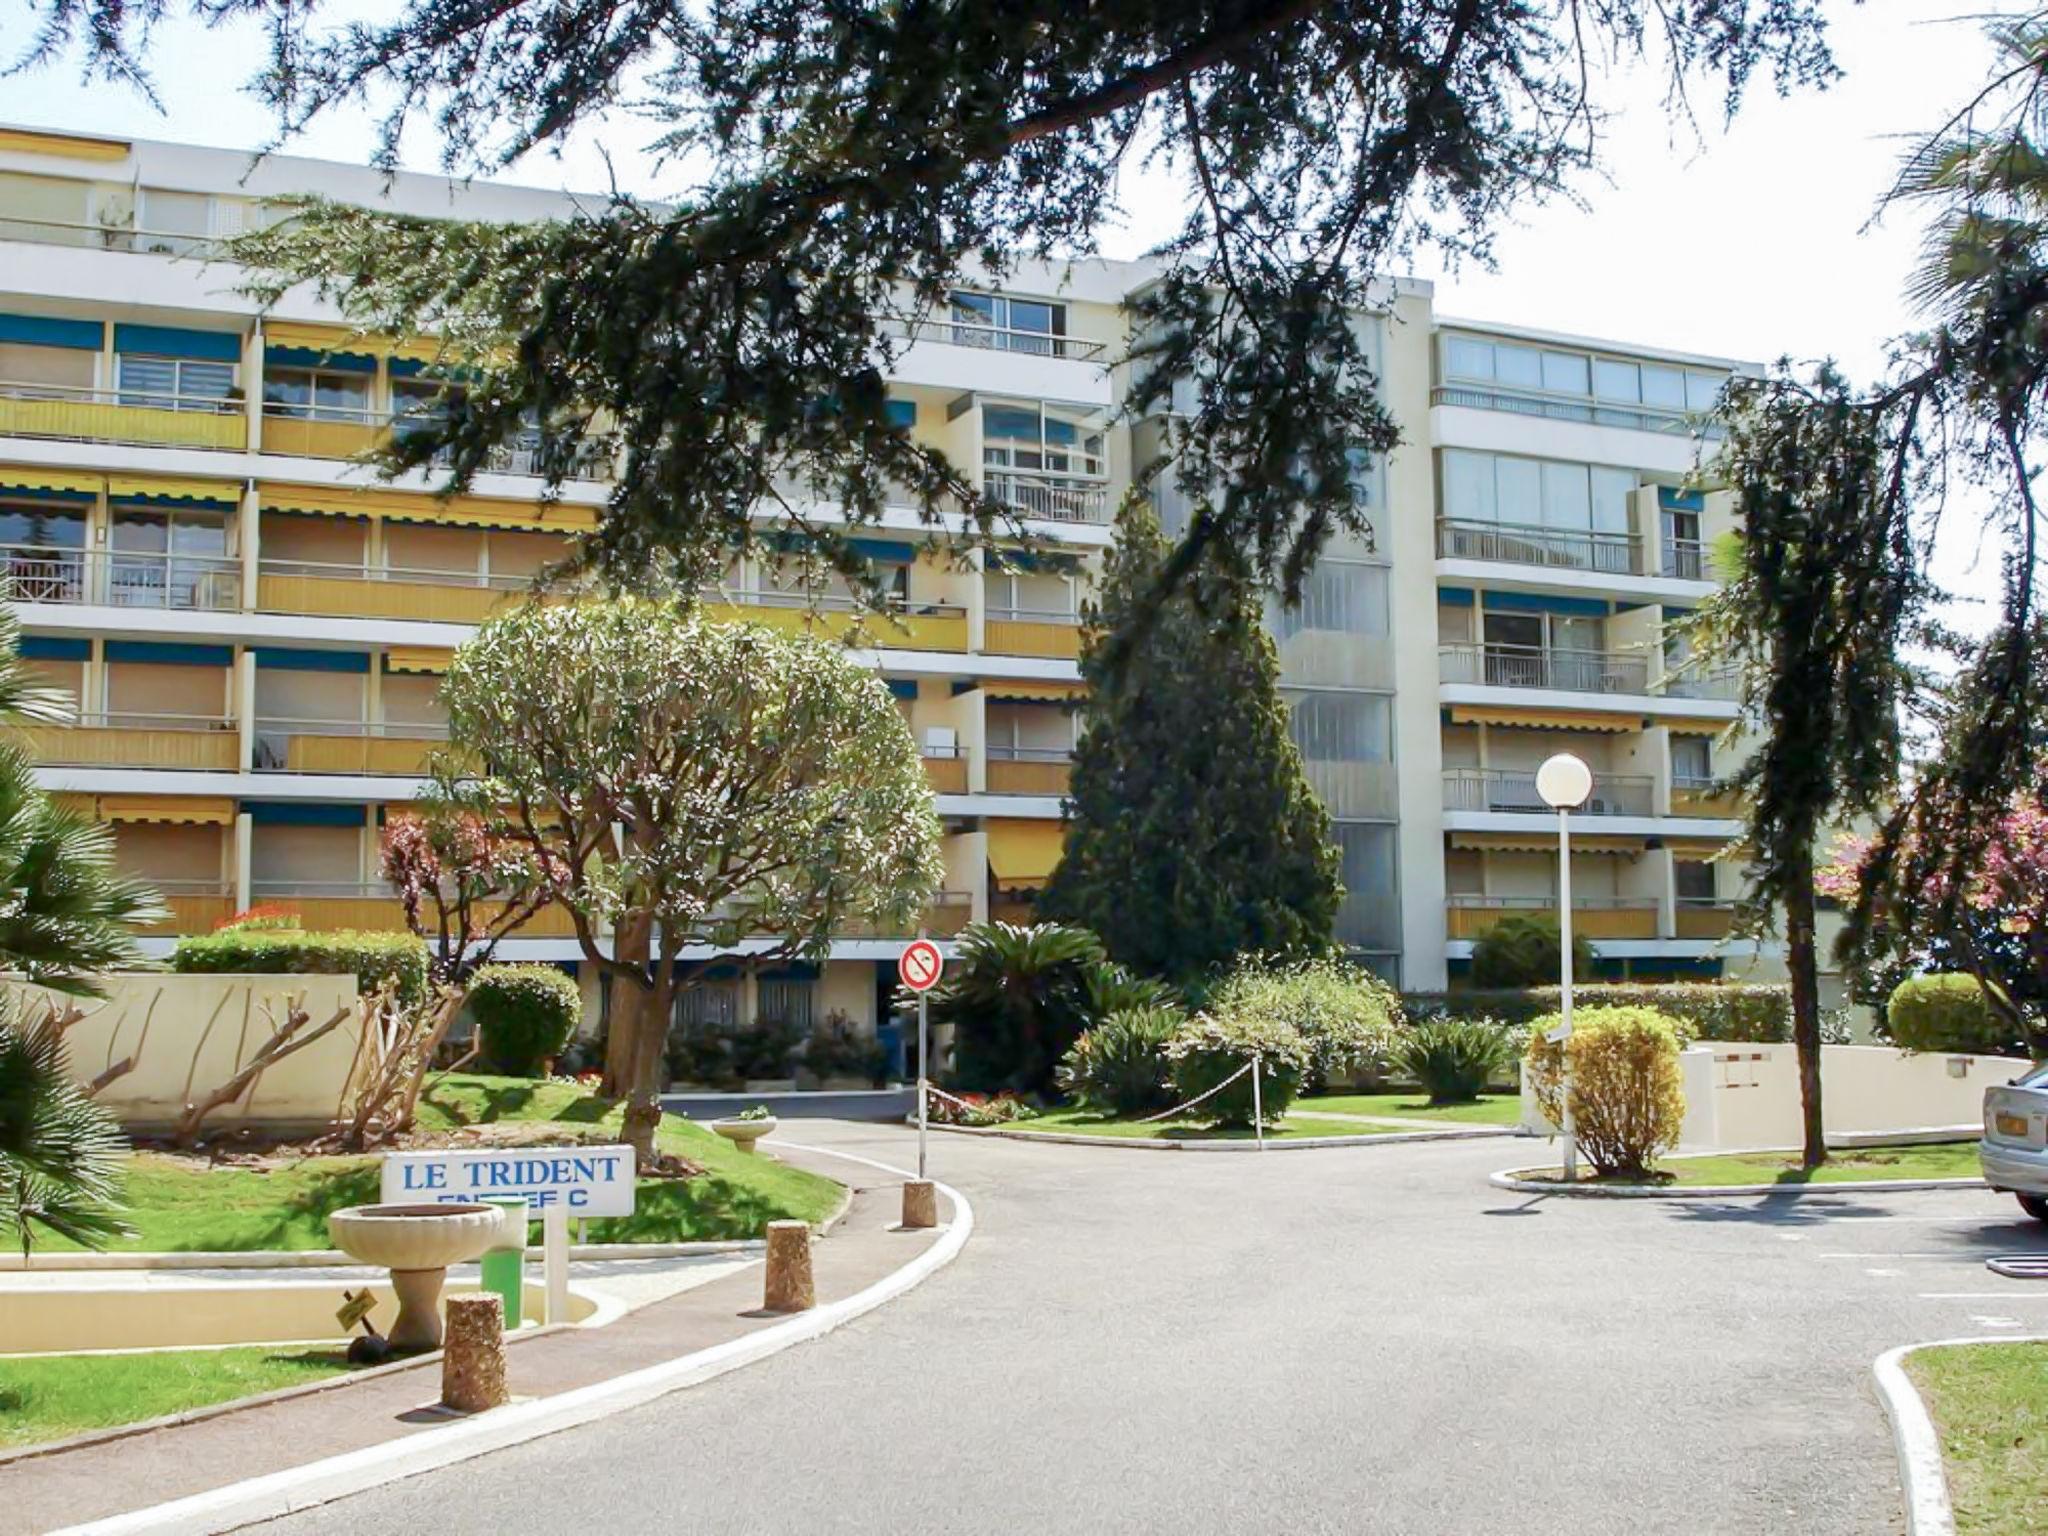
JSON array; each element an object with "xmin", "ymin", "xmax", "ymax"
[
  {"xmin": 983, "ymin": 1107, "xmax": 1408, "ymax": 1142},
  {"xmin": 1907, "ymin": 1341, "xmax": 2048, "ymax": 1536},
  {"xmin": 1514, "ymin": 1141, "xmax": 1984, "ymax": 1187},
  {"xmin": 0, "ymin": 1346, "xmax": 354, "ymax": 1450},
  {"xmin": 1298, "ymin": 1091, "xmax": 1523, "ymax": 1126},
  {"xmin": 37, "ymin": 1074, "xmax": 842, "ymax": 1253}
]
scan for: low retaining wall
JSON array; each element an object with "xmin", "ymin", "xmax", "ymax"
[{"xmin": 1521, "ymin": 1043, "xmax": 2030, "ymax": 1151}]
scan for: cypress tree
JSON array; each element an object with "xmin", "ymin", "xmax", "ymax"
[{"xmin": 1041, "ymin": 497, "xmax": 1340, "ymax": 984}]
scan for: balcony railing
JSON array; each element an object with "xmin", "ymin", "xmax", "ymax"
[
  {"xmin": 1445, "ymin": 894, "xmax": 1660, "ymax": 941},
  {"xmin": 254, "ymin": 717, "xmax": 450, "ymax": 775},
  {"xmin": 0, "ymin": 380, "xmax": 247, "ymax": 450},
  {"xmin": 135, "ymin": 878, "xmax": 238, "ymax": 935},
  {"xmin": 1439, "ymin": 641, "xmax": 1650, "ymax": 696},
  {"xmin": 1431, "ymin": 383, "xmax": 1721, "ymax": 438},
  {"xmin": 984, "ymin": 603, "xmax": 1084, "ymax": 659},
  {"xmin": 714, "ymin": 591, "xmax": 970, "ymax": 652},
  {"xmin": 1671, "ymin": 778, "xmax": 1742, "ymax": 818},
  {"xmin": 261, "ymin": 403, "xmax": 614, "ymax": 482},
  {"xmin": 1, "ymin": 545, "xmax": 241, "ymax": 611},
  {"xmin": 1662, "ymin": 539, "xmax": 1706, "ymax": 581},
  {"xmin": 1435, "ymin": 519, "xmax": 1639, "ymax": 576},
  {"xmin": 877, "ymin": 315, "xmax": 1105, "ymax": 361},
  {"xmin": 981, "ymin": 471, "xmax": 1112, "ymax": 525},
  {"xmin": 921, "ymin": 749, "xmax": 968, "ymax": 795},
  {"xmin": 1674, "ymin": 897, "xmax": 1738, "ymax": 940},
  {"xmin": 25, "ymin": 712, "xmax": 239, "ymax": 770},
  {"xmin": 257, "ymin": 558, "xmax": 534, "ymax": 625},
  {"xmin": 838, "ymin": 890, "xmax": 977, "ymax": 939},
  {"xmin": 0, "ymin": 214, "xmax": 224, "ymax": 257},
  {"xmin": 1658, "ymin": 665, "xmax": 1741, "ymax": 701},
  {"xmin": 1442, "ymin": 768, "xmax": 1653, "ymax": 817},
  {"xmin": 986, "ymin": 745, "xmax": 1072, "ymax": 797}
]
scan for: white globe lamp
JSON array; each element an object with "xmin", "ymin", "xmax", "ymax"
[{"xmin": 1535, "ymin": 751, "xmax": 1592, "ymax": 1182}]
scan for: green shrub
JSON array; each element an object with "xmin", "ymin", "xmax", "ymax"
[
  {"xmin": 1162, "ymin": 1011, "xmax": 1311, "ymax": 1128},
  {"xmin": 1885, "ymin": 974, "xmax": 2016, "ymax": 1055},
  {"xmin": 801, "ymin": 1011, "xmax": 888, "ymax": 1083},
  {"xmin": 924, "ymin": 921, "xmax": 1105, "ymax": 1094},
  {"xmin": 1395, "ymin": 1018, "xmax": 1513, "ymax": 1103},
  {"xmin": 1468, "ymin": 915, "xmax": 1597, "ymax": 990},
  {"xmin": 171, "ymin": 928, "xmax": 430, "ymax": 1007},
  {"xmin": 1205, "ymin": 956, "xmax": 1403, "ymax": 1090},
  {"xmin": 1058, "ymin": 1005, "xmax": 1183, "ymax": 1113},
  {"xmin": 468, "ymin": 964, "xmax": 582, "ymax": 1075},
  {"xmin": 1523, "ymin": 1004, "xmax": 1688, "ymax": 1178},
  {"xmin": 1080, "ymin": 960, "xmax": 1177, "ymax": 1022},
  {"xmin": 1407, "ymin": 983, "xmax": 1794, "ymax": 1042}
]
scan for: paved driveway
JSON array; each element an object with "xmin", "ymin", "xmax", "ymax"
[{"xmin": 256, "ymin": 1123, "xmax": 2048, "ymax": 1535}]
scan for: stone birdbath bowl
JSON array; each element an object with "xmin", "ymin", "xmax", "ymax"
[
  {"xmin": 711, "ymin": 1115, "xmax": 779, "ymax": 1155},
  {"xmin": 327, "ymin": 1203, "xmax": 506, "ymax": 1351}
]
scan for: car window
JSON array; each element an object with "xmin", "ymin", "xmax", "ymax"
[{"xmin": 2017, "ymin": 1063, "xmax": 2048, "ymax": 1088}]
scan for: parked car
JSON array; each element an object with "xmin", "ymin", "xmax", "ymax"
[{"xmin": 1980, "ymin": 1062, "xmax": 2048, "ymax": 1222}]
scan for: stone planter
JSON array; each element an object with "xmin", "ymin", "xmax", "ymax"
[
  {"xmin": 712, "ymin": 1116, "xmax": 779, "ymax": 1154},
  {"xmin": 327, "ymin": 1203, "xmax": 502, "ymax": 1351}
]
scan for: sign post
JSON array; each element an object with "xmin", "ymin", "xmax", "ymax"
[
  {"xmin": 1536, "ymin": 752, "xmax": 1595, "ymax": 1184},
  {"xmin": 898, "ymin": 938, "xmax": 945, "ymax": 1180}
]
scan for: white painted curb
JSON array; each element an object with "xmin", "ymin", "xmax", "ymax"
[
  {"xmin": 1488, "ymin": 1167, "xmax": 1989, "ymax": 1198},
  {"xmin": 933, "ymin": 1123, "xmax": 1520, "ymax": 1152},
  {"xmin": 49, "ymin": 1141, "xmax": 971, "ymax": 1536},
  {"xmin": 1872, "ymin": 1334, "xmax": 2048, "ymax": 1536},
  {"xmin": 0, "ymin": 1239, "xmax": 766, "ymax": 1273}
]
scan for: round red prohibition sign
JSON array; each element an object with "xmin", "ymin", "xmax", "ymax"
[{"xmin": 899, "ymin": 939, "xmax": 945, "ymax": 993}]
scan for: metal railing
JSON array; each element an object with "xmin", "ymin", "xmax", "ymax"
[
  {"xmin": 261, "ymin": 402, "xmax": 614, "ymax": 482},
  {"xmin": 1439, "ymin": 640, "xmax": 1651, "ymax": 695},
  {"xmin": 0, "ymin": 214, "xmax": 226, "ymax": 258},
  {"xmin": 1659, "ymin": 666, "xmax": 1741, "ymax": 701},
  {"xmin": 1431, "ymin": 383, "xmax": 1722, "ymax": 438},
  {"xmin": 1447, "ymin": 895, "xmax": 1660, "ymax": 914},
  {"xmin": 1662, "ymin": 538, "xmax": 1706, "ymax": 580},
  {"xmin": 1442, "ymin": 768, "xmax": 1653, "ymax": 817},
  {"xmin": 1671, "ymin": 772, "xmax": 1720, "ymax": 792},
  {"xmin": 257, "ymin": 557, "xmax": 534, "ymax": 593},
  {"xmin": 0, "ymin": 545, "xmax": 241, "ymax": 610},
  {"xmin": 727, "ymin": 588, "xmax": 966, "ymax": 621},
  {"xmin": 250, "ymin": 881, "xmax": 392, "ymax": 899},
  {"xmin": 1, "ymin": 378, "xmax": 240, "ymax": 417},
  {"xmin": 253, "ymin": 716, "xmax": 448, "ymax": 772},
  {"xmin": 67, "ymin": 710, "xmax": 236, "ymax": 733},
  {"xmin": 986, "ymin": 745, "xmax": 1073, "ymax": 763},
  {"xmin": 876, "ymin": 315, "xmax": 1105, "ymax": 360},
  {"xmin": 984, "ymin": 604, "xmax": 1080, "ymax": 625},
  {"xmin": 981, "ymin": 470, "xmax": 1112, "ymax": 524},
  {"xmin": 1435, "ymin": 518, "xmax": 1639, "ymax": 576}
]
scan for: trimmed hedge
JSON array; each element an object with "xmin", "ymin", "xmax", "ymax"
[
  {"xmin": 1885, "ymin": 974, "xmax": 2015, "ymax": 1056},
  {"xmin": 469, "ymin": 964, "xmax": 583, "ymax": 1075},
  {"xmin": 171, "ymin": 928, "xmax": 430, "ymax": 1007},
  {"xmin": 1524, "ymin": 1004, "xmax": 1689, "ymax": 1177},
  {"xmin": 1163, "ymin": 1011, "xmax": 1311, "ymax": 1128},
  {"xmin": 1408, "ymin": 983, "xmax": 1792, "ymax": 1042}
]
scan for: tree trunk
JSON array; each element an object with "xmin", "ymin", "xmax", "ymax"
[
  {"xmin": 603, "ymin": 913, "xmax": 653, "ymax": 1097},
  {"xmin": 1785, "ymin": 847, "xmax": 1827, "ymax": 1169},
  {"xmin": 620, "ymin": 981, "xmax": 670, "ymax": 1164}
]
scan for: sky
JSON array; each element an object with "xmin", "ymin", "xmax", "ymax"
[{"xmin": 0, "ymin": 0, "xmax": 2015, "ymax": 608}]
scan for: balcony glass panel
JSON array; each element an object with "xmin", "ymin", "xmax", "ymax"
[{"xmin": 1442, "ymin": 768, "xmax": 1652, "ymax": 817}]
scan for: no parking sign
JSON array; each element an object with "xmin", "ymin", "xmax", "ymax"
[{"xmin": 899, "ymin": 938, "xmax": 944, "ymax": 993}]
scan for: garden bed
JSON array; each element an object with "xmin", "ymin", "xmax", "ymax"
[
  {"xmin": 974, "ymin": 1108, "xmax": 1413, "ymax": 1142},
  {"xmin": 1905, "ymin": 1340, "xmax": 2048, "ymax": 1536},
  {"xmin": 0, "ymin": 1346, "xmax": 355, "ymax": 1451},
  {"xmin": 37, "ymin": 1074, "xmax": 842, "ymax": 1253},
  {"xmin": 1297, "ymin": 1092, "xmax": 1522, "ymax": 1126},
  {"xmin": 1506, "ymin": 1142, "xmax": 1984, "ymax": 1189}
]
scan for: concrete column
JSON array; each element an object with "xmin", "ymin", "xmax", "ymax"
[
  {"xmin": 236, "ymin": 650, "xmax": 257, "ymax": 772},
  {"xmin": 239, "ymin": 484, "xmax": 259, "ymax": 611},
  {"xmin": 233, "ymin": 811, "xmax": 253, "ymax": 911},
  {"xmin": 242, "ymin": 322, "xmax": 264, "ymax": 453}
]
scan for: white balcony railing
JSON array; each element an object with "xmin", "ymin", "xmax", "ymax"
[
  {"xmin": 1662, "ymin": 538, "xmax": 1707, "ymax": 581},
  {"xmin": 1436, "ymin": 518, "xmax": 1639, "ymax": 576},
  {"xmin": 1, "ymin": 545, "xmax": 241, "ymax": 611},
  {"xmin": 0, "ymin": 215, "xmax": 224, "ymax": 256},
  {"xmin": 981, "ymin": 470, "xmax": 1112, "ymax": 525},
  {"xmin": 1439, "ymin": 641, "xmax": 1651, "ymax": 696},
  {"xmin": 1443, "ymin": 768, "xmax": 1654, "ymax": 817},
  {"xmin": 1431, "ymin": 383, "xmax": 1722, "ymax": 438},
  {"xmin": 257, "ymin": 557, "xmax": 534, "ymax": 593},
  {"xmin": 876, "ymin": 315, "xmax": 1105, "ymax": 361}
]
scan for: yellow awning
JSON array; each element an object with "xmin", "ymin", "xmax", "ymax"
[
  {"xmin": 96, "ymin": 795, "xmax": 235, "ymax": 826},
  {"xmin": 385, "ymin": 647, "xmax": 454, "ymax": 674},
  {"xmin": 1450, "ymin": 832, "xmax": 1647, "ymax": 856},
  {"xmin": 986, "ymin": 819, "xmax": 1066, "ymax": 886},
  {"xmin": 1664, "ymin": 838, "xmax": 1736, "ymax": 859},
  {"xmin": 981, "ymin": 679, "xmax": 1087, "ymax": 703},
  {"xmin": 0, "ymin": 466, "xmax": 100, "ymax": 497},
  {"xmin": 0, "ymin": 128, "xmax": 129, "ymax": 162},
  {"xmin": 1448, "ymin": 706, "xmax": 1641, "ymax": 734},
  {"xmin": 1660, "ymin": 718, "xmax": 1728, "ymax": 737},
  {"xmin": 260, "ymin": 483, "xmax": 595, "ymax": 535},
  {"xmin": 108, "ymin": 475, "xmax": 243, "ymax": 506},
  {"xmin": 261, "ymin": 321, "xmax": 382, "ymax": 363}
]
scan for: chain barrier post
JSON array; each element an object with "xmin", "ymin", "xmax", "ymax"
[{"xmin": 1252, "ymin": 1052, "xmax": 1265, "ymax": 1150}]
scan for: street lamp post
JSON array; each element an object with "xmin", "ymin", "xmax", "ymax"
[{"xmin": 1536, "ymin": 751, "xmax": 1594, "ymax": 1182}]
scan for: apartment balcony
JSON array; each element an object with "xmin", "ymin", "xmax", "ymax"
[
  {"xmin": 983, "ymin": 606, "xmax": 1083, "ymax": 659},
  {"xmin": 921, "ymin": 749, "xmax": 968, "ymax": 795},
  {"xmin": 1439, "ymin": 641, "xmax": 1650, "ymax": 696},
  {"xmin": 3, "ymin": 545, "xmax": 240, "ymax": 612},
  {"xmin": 257, "ymin": 559, "xmax": 529, "ymax": 626},
  {"xmin": 710, "ymin": 592, "xmax": 970, "ymax": 653},
  {"xmin": 877, "ymin": 315, "xmax": 1106, "ymax": 361},
  {"xmin": 836, "ymin": 890, "xmax": 976, "ymax": 939},
  {"xmin": 0, "ymin": 381, "xmax": 247, "ymax": 452},
  {"xmin": 980, "ymin": 470, "xmax": 1112, "ymax": 526},
  {"xmin": 1671, "ymin": 777, "xmax": 1743, "ymax": 818},
  {"xmin": 1662, "ymin": 538, "xmax": 1707, "ymax": 581},
  {"xmin": 259, "ymin": 407, "xmax": 613, "ymax": 482},
  {"xmin": 1443, "ymin": 768, "xmax": 1653, "ymax": 818},
  {"xmin": 253, "ymin": 718, "xmax": 449, "ymax": 776},
  {"xmin": 986, "ymin": 746, "xmax": 1071, "ymax": 797},
  {"xmin": 1674, "ymin": 898, "xmax": 1739, "ymax": 940},
  {"xmin": 1431, "ymin": 382, "xmax": 1715, "ymax": 438},
  {"xmin": 25, "ymin": 712, "xmax": 240, "ymax": 771},
  {"xmin": 250, "ymin": 881, "xmax": 410, "ymax": 932},
  {"xmin": 1445, "ymin": 895, "xmax": 1661, "ymax": 941},
  {"xmin": 0, "ymin": 212, "xmax": 221, "ymax": 257},
  {"xmin": 138, "ymin": 879, "xmax": 237, "ymax": 936},
  {"xmin": 1659, "ymin": 667, "xmax": 1741, "ymax": 702},
  {"xmin": 1435, "ymin": 519, "xmax": 1639, "ymax": 577}
]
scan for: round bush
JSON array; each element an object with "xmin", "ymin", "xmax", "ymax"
[
  {"xmin": 1395, "ymin": 1018, "xmax": 1512, "ymax": 1103},
  {"xmin": 1058, "ymin": 1005, "xmax": 1182, "ymax": 1113},
  {"xmin": 1203, "ymin": 957, "xmax": 1403, "ymax": 1090},
  {"xmin": 469, "ymin": 964, "xmax": 583, "ymax": 1076},
  {"xmin": 1523, "ymin": 1004, "xmax": 1688, "ymax": 1178},
  {"xmin": 1162, "ymin": 1011, "xmax": 1311, "ymax": 1128},
  {"xmin": 1470, "ymin": 915, "xmax": 1597, "ymax": 990},
  {"xmin": 1885, "ymin": 974, "xmax": 2015, "ymax": 1055}
]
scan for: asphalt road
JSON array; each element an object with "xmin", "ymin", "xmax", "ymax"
[{"xmin": 256, "ymin": 1123, "xmax": 2048, "ymax": 1536}]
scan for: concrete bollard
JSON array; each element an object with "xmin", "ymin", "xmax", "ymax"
[
  {"xmin": 762, "ymin": 1219, "xmax": 815, "ymax": 1313},
  {"xmin": 901, "ymin": 1180, "xmax": 938, "ymax": 1230},
  {"xmin": 441, "ymin": 1293, "xmax": 510, "ymax": 1413}
]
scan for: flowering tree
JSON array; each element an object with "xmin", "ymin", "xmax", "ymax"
[
  {"xmin": 379, "ymin": 809, "xmax": 565, "ymax": 988},
  {"xmin": 438, "ymin": 600, "xmax": 943, "ymax": 1158},
  {"xmin": 1820, "ymin": 796, "xmax": 2048, "ymax": 1055}
]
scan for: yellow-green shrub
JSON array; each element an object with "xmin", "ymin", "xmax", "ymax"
[
  {"xmin": 1885, "ymin": 974, "xmax": 2013, "ymax": 1055},
  {"xmin": 1523, "ymin": 1004, "xmax": 1688, "ymax": 1178}
]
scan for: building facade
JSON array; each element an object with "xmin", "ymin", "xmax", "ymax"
[{"xmin": 0, "ymin": 123, "xmax": 1760, "ymax": 1034}]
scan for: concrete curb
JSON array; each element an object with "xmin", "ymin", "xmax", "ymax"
[
  {"xmin": 1488, "ymin": 1167, "xmax": 1988, "ymax": 1199},
  {"xmin": 1871, "ymin": 1334, "xmax": 2048, "ymax": 1536},
  {"xmin": 934, "ymin": 1122, "xmax": 1521, "ymax": 1151},
  {"xmin": 48, "ymin": 1141, "xmax": 972, "ymax": 1536}
]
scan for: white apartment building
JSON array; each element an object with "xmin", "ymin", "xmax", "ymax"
[{"xmin": 0, "ymin": 123, "xmax": 1758, "ymax": 1033}]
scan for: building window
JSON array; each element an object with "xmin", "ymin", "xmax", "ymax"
[
  {"xmin": 1674, "ymin": 859, "xmax": 1717, "ymax": 901},
  {"xmin": 1332, "ymin": 822, "xmax": 1400, "ymax": 951},
  {"xmin": 263, "ymin": 367, "xmax": 371, "ymax": 422},
  {"xmin": 1272, "ymin": 560, "xmax": 1390, "ymax": 641},
  {"xmin": 1289, "ymin": 690, "xmax": 1392, "ymax": 762},
  {"xmin": 949, "ymin": 291, "xmax": 1066, "ymax": 353},
  {"xmin": 674, "ymin": 981, "xmax": 741, "ymax": 1031},
  {"xmin": 1672, "ymin": 735, "xmax": 1713, "ymax": 788},
  {"xmin": 116, "ymin": 353, "xmax": 234, "ymax": 411},
  {"xmin": 1442, "ymin": 449, "xmax": 1636, "ymax": 534},
  {"xmin": 758, "ymin": 978, "xmax": 816, "ymax": 1030},
  {"xmin": 981, "ymin": 402, "xmax": 1105, "ymax": 479},
  {"xmin": 0, "ymin": 501, "xmax": 87, "ymax": 602}
]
